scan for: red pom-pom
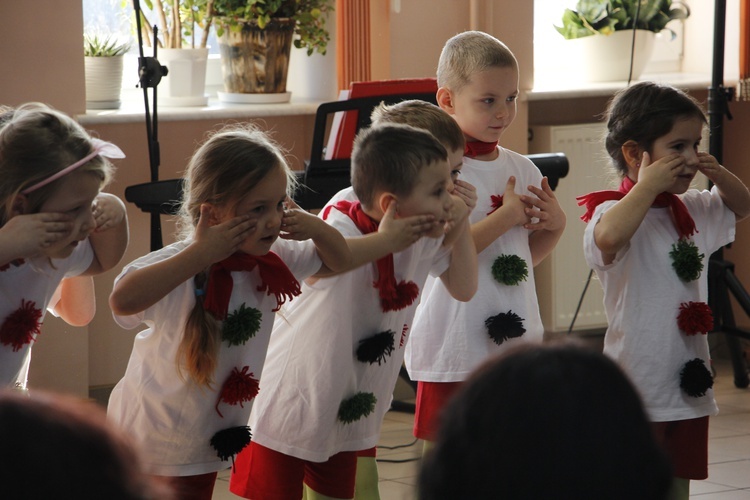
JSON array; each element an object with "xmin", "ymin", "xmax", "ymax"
[
  {"xmin": 380, "ymin": 280, "xmax": 419, "ymax": 312},
  {"xmin": 677, "ymin": 301, "xmax": 714, "ymax": 336},
  {"xmin": 0, "ymin": 300, "xmax": 43, "ymax": 351},
  {"xmin": 487, "ymin": 195, "xmax": 504, "ymax": 216},
  {"xmin": 215, "ymin": 366, "xmax": 260, "ymax": 418}
]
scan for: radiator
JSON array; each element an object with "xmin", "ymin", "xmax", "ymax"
[{"xmin": 529, "ymin": 123, "xmax": 611, "ymax": 333}]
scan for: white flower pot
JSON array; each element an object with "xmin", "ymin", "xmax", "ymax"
[
  {"xmin": 84, "ymin": 56, "xmax": 124, "ymax": 109},
  {"xmin": 157, "ymin": 48, "xmax": 209, "ymax": 106},
  {"xmin": 567, "ymin": 30, "xmax": 656, "ymax": 83}
]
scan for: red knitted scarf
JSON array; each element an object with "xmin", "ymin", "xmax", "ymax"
[
  {"xmin": 323, "ymin": 200, "xmax": 419, "ymax": 312},
  {"xmin": 203, "ymin": 252, "xmax": 301, "ymax": 318},
  {"xmin": 576, "ymin": 176, "xmax": 697, "ymax": 239}
]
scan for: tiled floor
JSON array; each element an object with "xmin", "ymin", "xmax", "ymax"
[{"xmin": 212, "ymin": 359, "xmax": 750, "ymax": 499}]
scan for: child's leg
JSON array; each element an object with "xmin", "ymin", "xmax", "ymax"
[
  {"xmin": 666, "ymin": 478, "xmax": 690, "ymax": 500},
  {"xmin": 353, "ymin": 448, "xmax": 379, "ymax": 500},
  {"xmin": 652, "ymin": 417, "xmax": 708, "ymax": 500},
  {"xmin": 303, "ymin": 450, "xmax": 358, "ymax": 500},
  {"xmin": 413, "ymin": 381, "xmax": 463, "ymax": 453},
  {"xmin": 151, "ymin": 472, "xmax": 217, "ymax": 500},
  {"xmin": 229, "ymin": 441, "xmax": 305, "ymax": 500}
]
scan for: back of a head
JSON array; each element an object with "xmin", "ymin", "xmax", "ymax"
[
  {"xmin": 605, "ymin": 81, "xmax": 706, "ymax": 176},
  {"xmin": 0, "ymin": 390, "xmax": 167, "ymax": 499},
  {"xmin": 350, "ymin": 123, "xmax": 447, "ymax": 209},
  {"xmin": 370, "ymin": 100, "xmax": 465, "ymax": 154},
  {"xmin": 437, "ymin": 30, "xmax": 518, "ymax": 91},
  {"xmin": 419, "ymin": 341, "xmax": 672, "ymax": 500}
]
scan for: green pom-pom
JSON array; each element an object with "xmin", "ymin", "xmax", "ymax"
[
  {"xmin": 670, "ymin": 239, "xmax": 704, "ymax": 282},
  {"xmin": 491, "ymin": 254, "xmax": 528, "ymax": 286},
  {"xmin": 338, "ymin": 392, "xmax": 377, "ymax": 424},
  {"xmin": 222, "ymin": 303, "xmax": 262, "ymax": 346}
]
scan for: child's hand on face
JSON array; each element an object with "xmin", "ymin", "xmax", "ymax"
[
  {"xmin": 491, "ymin": 176, "xmax": 529, "ymax": 227},
  {"xmin": 636, "ymin": 151, "xmax": 684, "ymax": 196},
  {"xmin": 378, "ymin": 200, "xmax": 438, "ymax": 251},
  {"xmin": 279, "ymin": 199, "xmax": 327, "ymax": 241},
  {"xmin": 451, "ymin": 179, "xmax": 477, "ymax": 213},
  {"xmin": 0, "ymin": 212, "xmax": 73, "ymax": 259},
  {"xmin": 697, "ymin": 152, "xmax": 724, "ymax": 183},
  {"xmin": 520, "ymin": 177, "xmax": 566, "ymax": 232},
  {"xmin": 194, "ymin": 204, "xmax": 256, "ymax": 263},
  {"xmin": 92, "ymin": 193, "xmax": 126, "ymax": 233},
  {"xmin": 442, "ymin": 194, "xmax": 470, "ymax": 234}
]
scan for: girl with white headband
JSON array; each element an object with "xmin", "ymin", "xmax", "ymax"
[{"xmin": 0, "ymin": 102, "xmax": 129, "ymax": 390}]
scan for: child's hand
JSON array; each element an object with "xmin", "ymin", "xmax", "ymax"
[
  {"xmin": 451, "ymin": 179, "xmax": 477, "ymax": 213},
  {"xmin": 379, "ymin": 200, "xmax": 438, "ymax": 251},
  {"xmin": 696, "ymin": 152, "xmax": 724, "ymax": 183},
  {"xmin": 279, "ymin": 200, "xmax": 327, "ymax": 241},
  {"xmin": 193, "ymin": 204, "xmax": 256, "ymax": 264},
  {"xmin": 490, "ymin": 176, "xmax": 528, "ymax": 227},
  {"xmin": 0, "ymin": 212, "xmax": 73, "ymax": 260},
  {"xmin": 521, "ymin": 177, "xmax": 566, "ymax": 232},
  {"xmin": 444, "ymin": 193, "xmax": 470, "ymax": 232},
  {"xmin": 92, "ymin": 193, "xmax": 126, "ymax": 233},
  {"xmin": 637, "ymin": 151, "xmax": 684, "ymax": 196}
]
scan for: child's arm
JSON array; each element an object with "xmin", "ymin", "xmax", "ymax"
[
  {"xmin": 438, "ymin": 196, "xmax": 478, "ymax": 301},
  {"xmin": 471, "ymin": 176, "xmax": 528, "ymax": 253},
  {"xmin": 523, "ymin": 177, "xmax": 567, "ymax": 266},
  {"xmin": 84, "ymin": 193, "xmax": 129, "ymax": 275},
  {"xmin": 594, "ymin": 152, "xmax": 682, "ymax": 264},
  {"xmin": 0, "ymin": 212, "xmax": 74, "ymax": 266},
  {"xmin": 110, "ymin": 205, "xmax": 256, "ymax": 316},
  {"xmin": 697, "ymin": 152, "xmax": 750, "ymax": 221},
  {"xmin": 52, "ymin": 276, "xmax": 96, "ymax": 327}
]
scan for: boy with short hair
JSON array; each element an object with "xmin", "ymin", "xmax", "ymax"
[
  {"xmin": 229, "ymin": 123, "xmax": 477, "ymax": 500},
  {"xmin": 405, "ymin": 31, "xmax": 567, "ymax": 447}
]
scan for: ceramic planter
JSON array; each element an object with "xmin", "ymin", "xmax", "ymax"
[
  {"xmin": 566, "ymin": 30, "xmax": 656, "ymax": 83},
  {"xmin": 84, "ymin": 56, "xmax": 124, "ymax": 109},
  {"xmin": 157, "ymin": 48, "xmax": 210, "ymax": 107}
]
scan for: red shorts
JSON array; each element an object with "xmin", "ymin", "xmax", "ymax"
[
  {"xmin": 229, "ymin": 441, "xmax": 357, "ymax": 500},
  {"xmin": 151, "ymin": 472, "xmax": 217, "ymax": 500},
  {"xmin": 652, "ymin": 416, "xmax": 709, "ymax": 480},
  {"xmin": 356, "ymin": 447, "xmax": 377, "ymax": 458},
  {"xmin": 413, "ymin": 381, "xmax": 463, "ymax": 441}
]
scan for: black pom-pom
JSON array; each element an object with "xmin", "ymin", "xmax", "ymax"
[
  {"xmin": 356, "ymin": 330, "xmax": 395, "ymax": 365},
  {"xmin": 222, "ymin": 303, "xmax": 262, "ymax": 346},
  {"xmin": 679, "ymin": 358, "xmax": 714, "ymax": 397},
  {"xmin": 491, "ymin": 254, "xmax": 528, "ymax": 286},
  {"xmin": 338, "ymin": 392, "xmax": 377, "ymax": 424},
  {"xmin": 670, "ymin": 239, "xmax": 704, "ymax": 282},
  {"xmin": 209, "ymin": 426, "xmax": 252, "ymax": 462},
  {"xmin": 485, "ymin": 311, "xmax": 526, "ymax": 345}
]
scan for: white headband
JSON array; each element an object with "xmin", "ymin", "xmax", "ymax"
[{"xmin": 22, "ymin": 138, "xmax": 125, "ymax": 194}]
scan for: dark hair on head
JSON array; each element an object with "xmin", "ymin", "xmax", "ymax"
[
  {"xmin": 605, "ymin": 81, "xmax": 706, "ymax": 176},
  {"xmin": 351, "ymin": 123, "xmax": 448, "ymax": 209},
  {"xmin": 0, "ymin": 103, "xmax": 113, "ymax": 226},
  {"xmin": 177, "ymin": 123, "xmax": 296, "ymax": 387},
  {"xmin": 419, "ymin": 340, "xmax": 672, "ymax": 500},
  {"xmin": 0, "ymin": 390, "xmax": 169, "ymax": 499},
  {"xmin": 370, "ymin": 100, "xmax": 465, "ymax": 153}
]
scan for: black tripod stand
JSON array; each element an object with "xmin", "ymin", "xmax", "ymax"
[{"xmin": 707, "ymin": 0, "xmax": 750, "ymax": 388}]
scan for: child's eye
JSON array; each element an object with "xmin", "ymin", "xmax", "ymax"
[
  {"xmin": 450, "ymin": 169, "xmax": 461, "ymax": 180},
  {"xmin": 482, "ymin": 98, "xmax": 495, "ymax": 105},
  {"xmin": 507, "ymin": 95, "xmax": 518, "ymax": 103}
]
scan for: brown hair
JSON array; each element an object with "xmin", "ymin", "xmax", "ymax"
[
  {"xmin": 0, "ymin": 103, "xmax": 113, "ymax": 226},
  {"xmin": 351, "ymin": 123, "xmax": 447, "ymax": 209},
  {"xmin": 370, "ymin": 99, "xmax": 465, "ymax": 153},
  {"xmin": 437, "ymin": 31, "xmax": 518, "ymax": 93},
  {"xmin": 176, "ymin": 124, "xmax": 296, "ymax": 387}
]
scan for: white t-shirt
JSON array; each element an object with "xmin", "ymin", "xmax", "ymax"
[
  {"xmin": 107, "ymin": 238, "xmax": 321, "ymax": 476},
  {"xmin": 406, "ymin": 147, "xmax": 545, "ymax": 382},
  {"xmin": 583, "ymin": 187, "xmax": 734, "ymax": 421},
  {"xmin": 0, "ymin": 241, "xmax": 93, "ymax": 388},
  {"xmin": 249, "ymin": 193, "xmax": 451, "ymax": 462}
]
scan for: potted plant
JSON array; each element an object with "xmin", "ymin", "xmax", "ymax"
[
  {"xmin": 133, "ymin": 0, "xmax": 215, "ymax": 105},
  {"xmin": 554, "ymin": 0, "xmax": 690, "ymax": 82},
  {"xmin": 211, "ymin": 0, "xmax": 334, "ymax": 102},
  {"xmin": 84, "ymin": 33, "xmax": 131, "ymax": 109}
]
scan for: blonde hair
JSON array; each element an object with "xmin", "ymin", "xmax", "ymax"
[
  {"xmin": 351, "ymin": 123, "xmax": 447, "ymax": 209},
  {"xmin": 370, "ymin": 100, "xmax": 465, "ymax": 153},
  {"xmin": 177, "ymin": 123, "xmax": 297, "ymax": 387},
  {"xmin": 0, "ymin": 103, "xmax": 113, "ymax": 226},
  {"xmin": 437, "ymin": 31, "xmax": 518, "ymax": 92}
]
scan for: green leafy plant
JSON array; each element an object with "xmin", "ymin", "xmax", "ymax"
[
  {"xmin": 132, "ymin": 0, "xmax": 214, "ymax": 49},
  {"xmin": 212, "ymin": 0, "xmax": 334, "ymax": 55},
  {"xmin": 555, "ymin": 0, "xmax": 690, "ymax": 40},
  {"xmin": 83, "ymin": 33, "xmax": 131, "ymax": 57}
]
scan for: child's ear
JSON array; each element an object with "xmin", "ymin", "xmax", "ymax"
[
  {"xmin": 202, "ymin": 203, "xmax": 223, "ymax": 226},
  {"xmin": 621, "ymin": 140, "xmax": 642, "ymax": 169},
  {"xmin": 10, "ymin": 194, "xmax": 28, "ymax": 217},
  {"xmin": 377, "ymin": 192, "xmax": 398, "ymax": 217},
  {"xmin": 436, "ymin": 87, "xmax": 455, "ymax": 114}
]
